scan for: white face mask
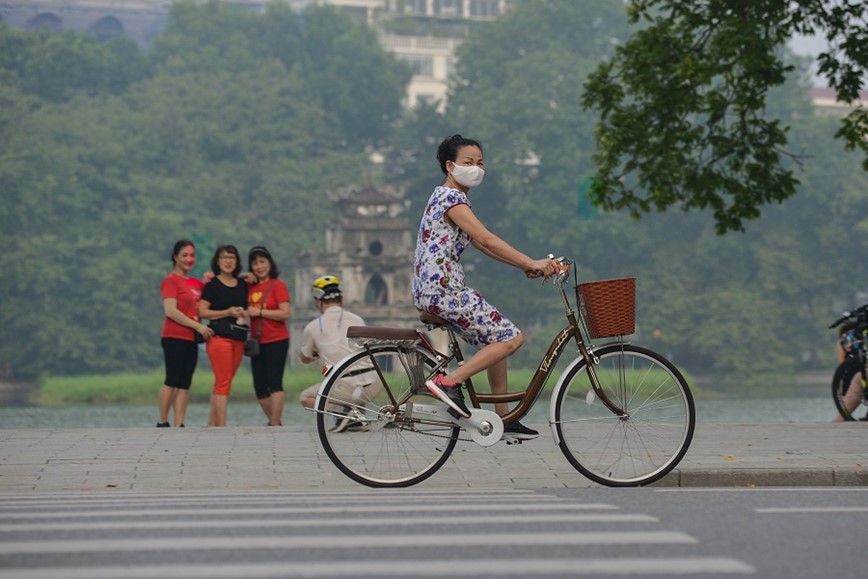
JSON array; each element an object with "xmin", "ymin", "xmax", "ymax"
[{"xmin": 450, "ymin": 163, "xmax": 485, "ymax": 188}]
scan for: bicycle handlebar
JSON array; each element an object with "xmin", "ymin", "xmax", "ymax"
[
  {"xmin": 531, "ymin": 254, "xmax": 572, "ymax": 283},
  {"xmin": 828, "ymin": 303, "xmax": 868, "ymax": 329}
]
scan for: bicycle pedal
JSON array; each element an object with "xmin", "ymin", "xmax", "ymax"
[{"xmin": 502, "ymin": 435, "xmax": 523, "ymax": 446}]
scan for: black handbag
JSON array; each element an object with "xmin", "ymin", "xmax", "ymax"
[
  {"xmin": 244, "ymin": 280, "xmax": 275, "ymax": 358},
  {"xmin": 243, "ymin": 337, "xmax": 260, "ymax": 357}
]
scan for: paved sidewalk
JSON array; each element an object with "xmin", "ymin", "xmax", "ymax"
[{"xmin": 0, "ymin": 422, "xmax": 866, "ymax": 493}]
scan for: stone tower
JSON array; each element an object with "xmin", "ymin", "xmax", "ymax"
[{"xmin": 291, "ymin": 183, "xmax": 422, "ymax": 362}]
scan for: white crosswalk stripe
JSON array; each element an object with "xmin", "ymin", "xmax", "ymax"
[{"xmin": 0, "ymin": 490, "xmax": 755, "ymax": 578}]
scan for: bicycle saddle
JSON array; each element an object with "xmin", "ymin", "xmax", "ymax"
[
  {"xmin": 346, "ymin": 326, "xmax": 418, "ymax": 341},
  {"xmin": 419, "ymin": 311, "xmax": 450, "ymax": 327}
]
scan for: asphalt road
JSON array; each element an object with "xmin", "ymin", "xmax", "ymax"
[{"xmin": 1, "ymin": 487, "xmax": 865, "ymax": 578}]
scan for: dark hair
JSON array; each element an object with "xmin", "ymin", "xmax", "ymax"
[
  {"xmin": 436, "ymin": 134, "xmax": 483, "ymax": 176},
  {"xmin": 839, "ymin": 321, "xmax": 856, "ymax": 336},
  {"xmin": 210, "ymin": 244, "xmax": 242, "ymax": 277},
  {"xmin": 171, "ymin": 239, "xmax": 195, "ymax": 264},
  {"xmin": 248, "ymin": 245, "xmax": 280, "ymax": 278}
]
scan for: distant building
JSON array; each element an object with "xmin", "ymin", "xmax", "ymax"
[
  {"xmin": 0, "ymin": 0, "xmax": 170, "ymax": 46},
  {"xmin": 0, "ymin": 0, "xmax": 510, "ymax": 108},
  {"xmin": 291, "ymin": 183, "xmax": 424, "ymax": 362},
  {"xmin": 809, "ymin": 87, "xmax": 868, "ymax": 116}
]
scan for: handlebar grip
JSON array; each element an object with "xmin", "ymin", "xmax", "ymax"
[{"xmin": 830, "ymin": 312, "xmax": 852, "ymax": 329}]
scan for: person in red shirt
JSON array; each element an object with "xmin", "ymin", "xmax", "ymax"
[
  {"xmin": 246, "ymin": 246, "xmax": 291, "ymax": 426},
  {"xmin": 158, "ymin": 240, "xmax": 214, "ymax": 427}
]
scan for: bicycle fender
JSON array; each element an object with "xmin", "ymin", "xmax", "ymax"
[
  {"xmin": 313, "ymin": 349, "xmax": 360, "ymax": 405},
  {"xmin": 548, "ymin": 356, "xmax": 589, "ymax": 446},
  {"xmin": 313, "ymin": 345, "xmax": 438, "ymax": 405}
]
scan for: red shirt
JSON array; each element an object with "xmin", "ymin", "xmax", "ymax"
[
  {"xmin": 160, "ymin": 273, "xmax": 199, "ymax": 341},
  {"xmin": 248, "ymin": 278, "xmax": 290, "ymax": 344},
  {"xmin": 186, "ymin": 276, "xmax": 205, "ymax": 300}
]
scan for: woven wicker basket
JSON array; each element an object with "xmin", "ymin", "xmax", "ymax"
[{"xmin": 576, "ymin": 277, "xmax": 636, "ymax": 338}]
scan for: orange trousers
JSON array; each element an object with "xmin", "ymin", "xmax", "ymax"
[{"xmin": 206, "ymin": 336, "xmax": 244, "ymax": 396}]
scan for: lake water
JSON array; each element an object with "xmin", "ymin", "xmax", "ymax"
[{"xmin": 0, "ymin": 396, "xmax": 845, "ymax": 429}]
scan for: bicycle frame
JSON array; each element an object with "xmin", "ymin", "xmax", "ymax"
[
  {"xmin": 418, "ymin": 273, "xmax": 627, "ymax": 425},
  {"xmin": 320, "ymin": 261, "xmax": 695, "ymax": 487}
]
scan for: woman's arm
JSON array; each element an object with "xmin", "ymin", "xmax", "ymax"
[
  {"xmin": 199, "ymin": 299, "xmax": 244, "ymax": 321},
  {"xmin": 446, "ymin": 204, "xmax": 556, "ymax": 276},
  {"xmin": 259, "ymin": 301, "xmax": 291, "ymax": 322},
  {"xmin": 164, "ymin": 298, "xmax": 211, "ymax": 336}
]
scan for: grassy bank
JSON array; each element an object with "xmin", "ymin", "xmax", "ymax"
[
  {"xmin": 34, "ymin": 369, "xmax": 543, "ymax": 405},
  {"xmin": 34, "ymin": 369, "xmax": 324, "ymax": 405},
  {"xmin": 33, "ymin": 365, "xmax": 705, "ymax": 405}
]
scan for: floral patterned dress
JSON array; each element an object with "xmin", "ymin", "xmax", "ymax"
[{"xmin": 412, "ymin": 186, "xmax": 520, "ymax": 349}]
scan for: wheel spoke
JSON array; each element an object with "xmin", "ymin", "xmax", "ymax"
[
  {"xmin": 316, "ymin": 345, "xmax": 458, "ymax": 487},
  {"xmin": 554, "ymin": 345, "xmax": 694, "ymax": 486}
]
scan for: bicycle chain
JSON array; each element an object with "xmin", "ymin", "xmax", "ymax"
[{"xmin": 391, "ymin": 418, "xmax": 472, "ymax": 442}]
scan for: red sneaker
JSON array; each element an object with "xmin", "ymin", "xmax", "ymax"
[{"xmin": 425, "ymin": 374, "xmax": 471, "ymax": 418}]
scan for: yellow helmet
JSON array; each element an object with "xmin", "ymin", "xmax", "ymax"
[{"xmin": 311, "ymin": 275, "xmax": 341, "ymax": 301}]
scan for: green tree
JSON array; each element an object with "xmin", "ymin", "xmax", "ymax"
[
  {"xmin": 0, "ymin": 3, "xmax": 407, "ymax": 381},
  {"xmin": 582, "ymin": 0, "xmax": 867, "ymax": 234},
  {"xmin": 149, "ymin": 1, "xmax": 410, "ymax": 145},
  {"xmin": 437, "ymin": 0, "xmax": 632, "ymax": 324},
  {"xmin": 391, "ymin": 0, "xmax": 866, "ymax": 383},
  {"xmin": 0, "ymin": 25, "xmax": 148, "ymax": 102}
]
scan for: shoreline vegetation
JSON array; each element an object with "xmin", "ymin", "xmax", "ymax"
[
  {"xmin": 3, "ymin": 366, "xmax": 831, "ymax": 406},
  {"xmin": 33, "ymin": 370, "xmax": 321, "ymax": 406},
  {"xmin": 11, "ymin": 368, "xmax": 690, "ymax": 406},
  {"xmin": 18, "ymin": 369, "xmax": 554, "ymax": 405}
]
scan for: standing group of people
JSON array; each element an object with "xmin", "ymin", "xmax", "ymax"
[
  {"xmin": 158, "ymin": 134, "xmax": 559, "ymax": 437},
  {"xmin": 158, "ymin": 243, "xmax": 290, "ymax": 427}
]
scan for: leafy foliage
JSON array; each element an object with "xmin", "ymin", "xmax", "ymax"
[
  {"xmin": 0, "ymin": 26, "xmax": 148, "ymax": 101},
  {"xmin": 0, "ymin": 0, "xmax": 865, "ymax": 389},
  {"xmin": 0, "ymin": 3, "xmax": 404, "ymax": 381},
  {"xmin": 582, "ymin": 0, "xmax": 867, "ymax": 233},
  {"xmin": 397, "ymin": 0, "xmax": 865, "ymax": 382}
]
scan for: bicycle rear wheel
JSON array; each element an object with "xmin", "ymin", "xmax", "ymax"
[
  {"xmin": 831, "ymin": 357, "xmax": 866, "ymax": 421},
  {"xmin": 316, "ymin": 343, "xmax": 459, "ymax": 487},
  {"xmin": 552, "ymin": 344, "xmax": 695, "ymax": 487}
]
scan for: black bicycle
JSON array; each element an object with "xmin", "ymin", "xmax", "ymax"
[{"xmin": 829, "ymin": 304, "xmax": 868, "ymax": 421}]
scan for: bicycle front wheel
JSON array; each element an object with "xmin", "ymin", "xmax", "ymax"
[
  {"xmin": 553, "ymin": 344, "xmax": 695, "ymax": 487},
  {"xmin": 316, "ymin": 343, "xmax": 459, "ymax": 488},
  {"xmin": 832, "ymin": 357, "xmax": 865, "ymax": 421}
]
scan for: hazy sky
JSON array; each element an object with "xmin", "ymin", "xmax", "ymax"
[
  {"xmin": 790, "ymin": 34, "xmax": 829, "ymax": 57},
  {"xmin": 790, "ymin": 36, "xmax": 827, "ymax": 87},
  {"xmin": 789, "ymin": 34, "xmax": 831, "ymax": 87}
]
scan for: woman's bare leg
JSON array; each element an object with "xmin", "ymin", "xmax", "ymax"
[
  {"xmin": 486, "ymin": 358, "xmax": 510, "ymax": 416},
  {"xmin": 173, "ymin": 389, "xmax": 189, "ymax": 427},
  {"xmin": 441, "ymin": 335, "xmax": 523, "ymax": 416},
  {"xmin": 209, "ymin": 394, "xmax": 228, "ymax": 426},
  {"xmin": 258, "ymin": 397, "xmax": 271, "ymax": 423},
  {"xmin": 268, "ymin": 391, "xmax": 285, "ymax": 426},
  {"xmin": 158, "ymin": 385, "xmax": 175, "ymax": 424},
  {"xmin": 444, "ymin": 335, "xmax": 523, "ymax": 382}
]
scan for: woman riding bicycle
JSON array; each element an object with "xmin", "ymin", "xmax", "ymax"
[{"xmin": 413, "ymin": 134, "xmax": 560, "ymax": 440}]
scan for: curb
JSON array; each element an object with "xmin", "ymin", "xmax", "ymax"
[{"xmin": 658, "ymin": 468, "xmax": 868, "ymax": 487}]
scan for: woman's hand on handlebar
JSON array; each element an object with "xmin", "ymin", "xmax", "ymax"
[{"xmin": 525, "ymin": 256, "xmax": 562, "ymax": 279}]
